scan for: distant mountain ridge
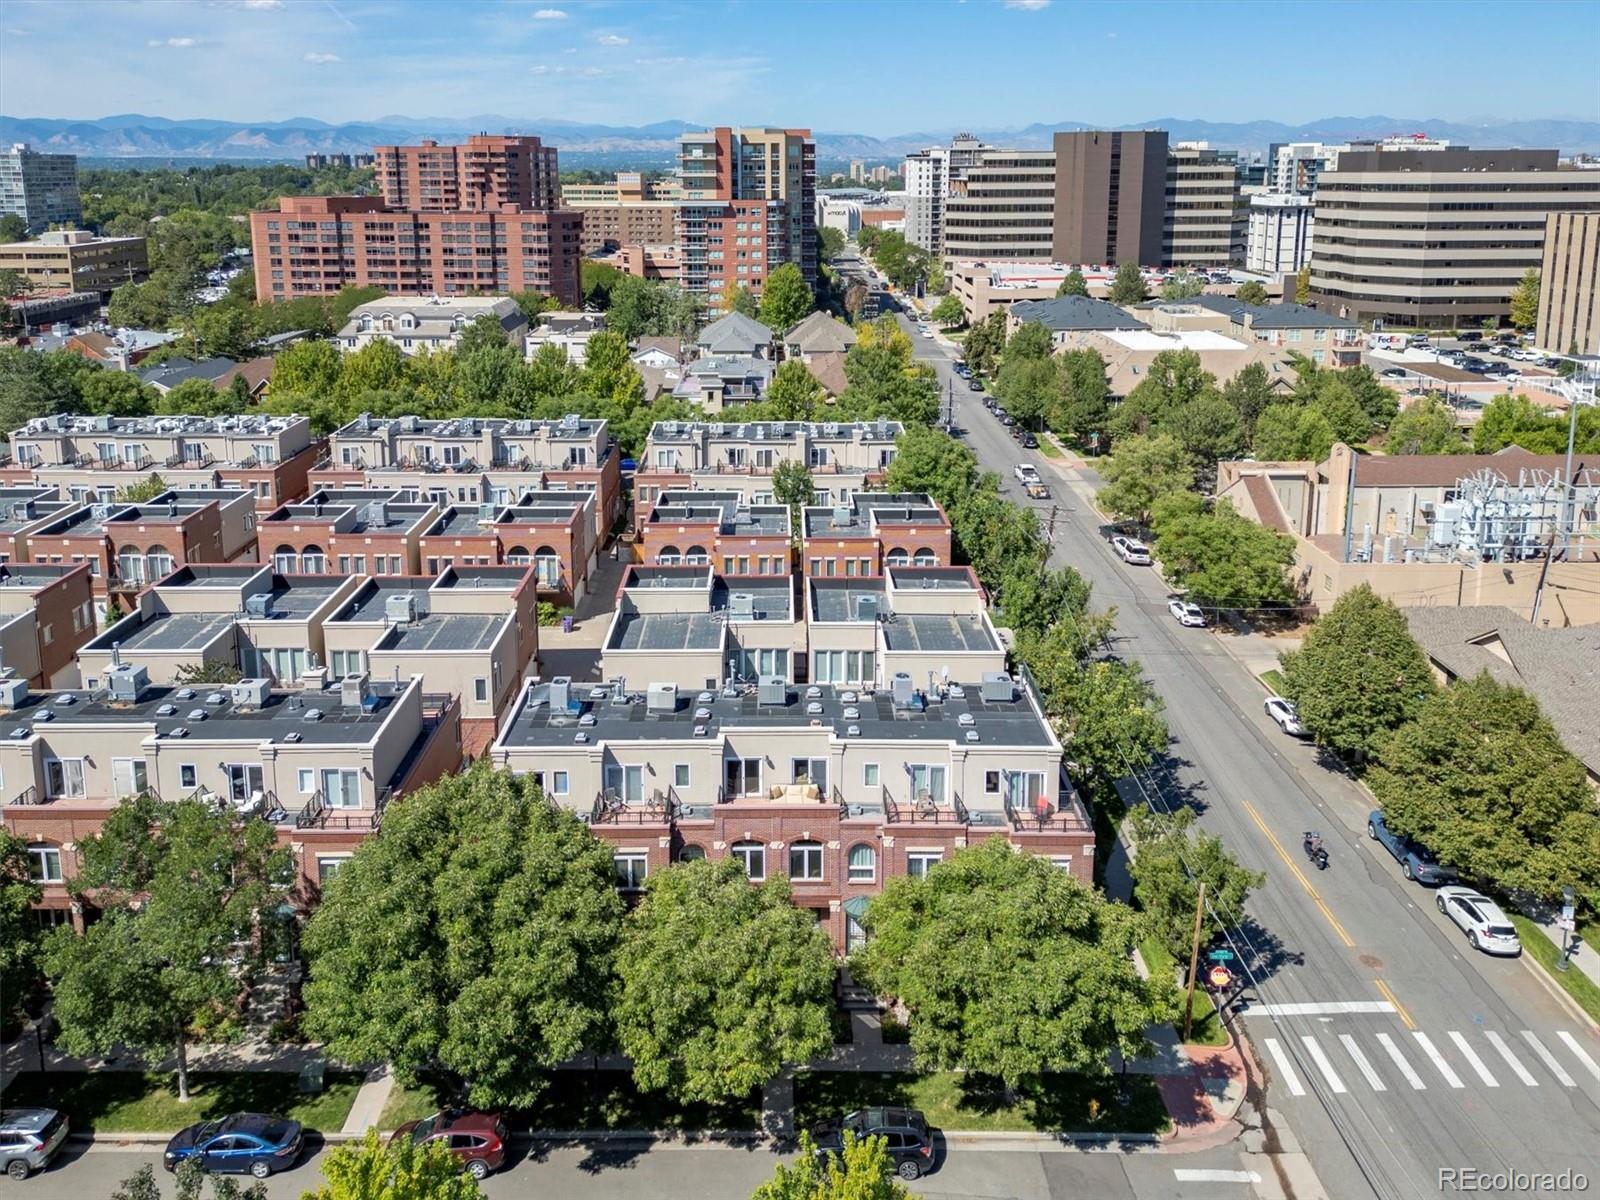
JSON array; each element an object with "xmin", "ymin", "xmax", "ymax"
[{"xmin": 4, "ymin": 112, "xmax": 1598, "ymax": 161}]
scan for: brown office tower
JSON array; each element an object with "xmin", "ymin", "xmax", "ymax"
[
  {"xmin": 1051, "ymin": 130, "xmax": 1168, "ymax": 268},
  {"xmin": 374, "ymin": 135, "xmax": 560, "ymax": 212}
]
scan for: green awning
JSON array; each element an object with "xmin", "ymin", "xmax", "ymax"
[{"xmin": 843, "ymin": 896, "xmax": 870, "ymax": 919}]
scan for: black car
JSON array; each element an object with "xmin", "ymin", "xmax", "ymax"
[
  {"xmin": 1020, "ymin": 432, "xmax": 1038, "ymax": 448},
  {"xmin": 812, "ymin": 1107, "xmax": 935, "ymax": 1181},
  {"xmin": 967, "ymin": 379, "xmax": 984, "ymax": 392},
  {"xmin": 1000, "ymin": 413, "xmax": 1016, "ymax": 427},
  {"xmin": 164, "ymin": 1113, "xmax": 304, "ymax": 1180}
]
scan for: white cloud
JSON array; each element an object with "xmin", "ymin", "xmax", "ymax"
[
  {"xmin": 532, "ymin": 7, "xmax": 568, "ymax": 18},
  {"xmin": 148, "ymin": 37, "xmax": 199, "ymax": 47},
  {"xmin": 581, "ymin": 66, "xmax": 606, "ymax": 76},
  {"xmin": 240, "ymin": 0, "xmax": 284, "ymax": 9},
  {"xmin": 304, "ymin": 51, "xmax": 340, "ymax": 63},
  {"xmin": 530, "ymin": 64, "xmax": 553, "ymax": 75},
  {"xmin": 597, "ymin": 33, "xmax": 629, "ymax": 46},
  {"xmin": 1003, "ymin": 0, "xmax": 1050, "ymax": 9}
]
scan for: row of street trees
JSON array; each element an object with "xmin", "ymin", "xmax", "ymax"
[{"xmin": 1281, "ymin": 586, "xmax": 1599, "ymax": 912}]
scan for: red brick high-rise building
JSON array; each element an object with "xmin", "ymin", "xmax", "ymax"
[{"xmin": 374, "ymin": 134, "xmax": 559, "ymax": 212}]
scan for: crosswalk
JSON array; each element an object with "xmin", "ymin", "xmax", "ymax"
[{"xmin": 1261, "ymin": 1027, "xmax": 1600, "ymax": 1098}]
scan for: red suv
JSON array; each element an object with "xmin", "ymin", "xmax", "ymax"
[{"xmin": 391, "ymin": 1110, "xmax": 508, "ymax": 1179}]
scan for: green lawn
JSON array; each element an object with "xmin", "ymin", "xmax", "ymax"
[
  {"xmin": 0, "ymin": 1071, "xmax": 362, "ymax": 1134},
  {"xmin": 1140, "ymin": 939, "xmax": 1228, "ymax": 1046},
  {"xmin": 1035, "ymin": 437, "xmax": 1064, "ymax": 460},
  {"xmin": 1509, "ymin": 914, "xmax": 1600, "ymax": 1025},
  {"xmin": 379, "ymin": 1071, "xmax": 761, "ymax": 1134},
  {"xmin": 1258, "ymin": 668, "xmax": 1287, "ymax": 695},
  {"xmin": 793, "ymin": 1070, "xmax": 1169, "ymax": 1136}
]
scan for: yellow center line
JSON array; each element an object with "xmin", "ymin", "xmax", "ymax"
[
  {"xmin": 1240, "ymin": 799, "xmax": 1355, "ymax": 948},
  {"xmin": 1375, "ymin": 979, "xmax": 1416, "ymax": 1030}
]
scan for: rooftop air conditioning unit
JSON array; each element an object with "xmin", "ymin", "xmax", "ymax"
[
  {"xmin": 548, "ymin": 675, "xmax": 572, "ymax": 714},
  {"xmin": 890, "ymin": 672, "xmax": 915, "ymax": 709},
  {"xmin": 729, "ymin": 592, "xmax": 755, "ymax": 620},
  {"xmin": 364, "ymin": 501, "xmax": 389, "ymax": 526},
  {"xmin": 230, "ymin": 678, "xmax": 271, "ymax": 710},
  {"xmin": 302, "ymin": 707, "xmax": 324, "ymax": 722},
  {"xmin": 831, "ymin": 505, "xmax": 852, "ymax": 528},
  {"xmin": 855, "ymin": 595, "xmax": 879, "ymax": 622},
  {"xmin": 0, "ymin": 678, "xmax": 26, "ymax": 709},
  {"xmin": 981, "ymin": 671, "xmax": 1014, "ymax": 703},
  {"xmin": 340, "ymin": 671, "xmax": 371, "ymax": 711},
  {"xmin": 758, "ymin": 674, "xmax": 788, "ymax": 705},
  {"xmin": 385, "ymin": 592, "xmax": 418, "ymax": 625},
  {"xmin": 106, "ymin": 662, "xmax": 149, "ymax": 704},
  {"xmin": 647, "ymin": 682, "xmax": 678, "ymax": 713},
  {"xmin": 244, "ymin": 593, "xmax": 273, "ymax": 619}
]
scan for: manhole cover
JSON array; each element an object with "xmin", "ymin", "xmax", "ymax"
[{"xmin": 1359, "ymin": 954, "xmax": 1384, "ymax": 969}]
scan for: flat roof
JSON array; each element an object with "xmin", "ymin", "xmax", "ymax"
[
  {"xmin": 0, "ymin": 563, "xmax": 83, "ymax": 588},
  {"xmin": 882, "ymin": 612, "xmax": 998, "ymax": 654},
  {"xmin": 88, "ymin": 611, "xmax": 235, "ymax": 654},
  {"xmin": 329, "ymin": 578, "xmax": 434, "ymax": 623},
  {"xmin": 1101, "ymin": 329, "xmax": 1247, "ymax": 352},
  {"xmin": 888, "ymin": 566, "xmax": 978, "ymax": 591},
  {"xmin": 0, "ymin": 681, "xmax": 408, "ymax": 745},
  {"xmin": 377, "ymin": 612, "xmax": 502, "ymax": 653},
  {"xmin": 811, "ymin": 580, "xmax": 887, "ymax": 623},
  {"xmin": 608, "ymin": 610, "xmax": 724, "ymax": 652},
  {"xmin": 0, "ymin": 501, "xmax": 75, "ymax": 534},
  {"xmin": 260, "ymin": 577, "xmax": 344, "ymax": 618},
  {"xmin": 499, "ymin": 679, "xmax": 1053, "ymax": 749},
  {"xmin": 622, "ymin": 564, "xmax": 713, "ymax": 589},
  {"xmin": 716, "ymin": 580, "xmax": 794, "ymax": 623},
  {"xmin": 434, "ymin": 565, "xmax": 529, "ymax": 590}
]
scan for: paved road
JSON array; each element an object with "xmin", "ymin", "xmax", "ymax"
[
  {"xmin": 34, "ymin": 1138, "xmax": 1268, "ymax": 1200},
  {"xmin": 897, "ymin": 307, "xmax": 1600, "ymax": 1200}
]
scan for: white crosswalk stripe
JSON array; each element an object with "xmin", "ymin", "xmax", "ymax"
[
  {"xmin": 1557, "ymin": 1032, "xmax": 1600, "ymax": 1084},
  {"xmin": 1301, "ymin": 1034, "xmax": 1348, "ymax": 1093},
  {"xmin": 1376, "ymin": 1033, "xmax": 1426, "ymax": 1090},
  {"xmin": 1523, "ymin": 1031, "xmax": 1576, "ymax": 1087},
  {"xmin": 1484, "ymin": 1031, "xmax": 1537, "ymax": 1086},
  {"xmin": 1339, "ymin": 1034, "xmax": 1386, "ymax": 1091},
  {"xmin": 1412, "ymin": 1032, "xmax": 1465, "ymax": 1088},
  {"xmin": 1264, "ymin": 1037, "xmax": 1306, "ymax": 1097},
  {"xmin": 1449, "ymin": 1031, "xmax": 1499, "ymax": 1087}
]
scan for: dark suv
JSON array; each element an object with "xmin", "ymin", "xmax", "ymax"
[
  {"xmin": 812, "ymin": 1107, "xmax": 935, "ymax": 1180},
  {"xmin": 391, "ymin": 1109, "xmax": 509, "ymax": 1179}
]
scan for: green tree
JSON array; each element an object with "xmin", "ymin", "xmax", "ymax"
[
  {"xmin": 997, "ymin": 564, "xmax": 1096, "ymax": 639},
  {"xmin": 773, "ymin": 458, "xmax": 817, "ymax": 515},
  {"xmin": 1251, "ymin": 403, "xmax": 1335, "ymax": 461},
  {"xmin": 581, "ymin": 260, "xmax": 626, "ymax": 308},
  {"xmin": 817, "ymin": 225, "xmax": 847, "ymax": 263},
  {"xmin": 1163, "ymin": 392, "xmax": 1246, "ymax": 474},
  {"xmin": 724, "ymin": 284, "xmax": 760, "ymax": 319},
  {"xmin": 853, "ymin": 839, "xmax": 1176, "ymax": 1087},
  {"xmin": 44, "ymin": 795, "xmax": 289, "ymax": 1101},
  {"xmin": 1106, "ymin": 350, "xmax": 1216, "ymax": 442},
  {"xmin": 1279, "ymin": 585, "xmax": 1437, "ymax": 760},
  {"xmin": 1369, "ymin": 674, "xmax": 1599, "ymax": 909},
  {"xmin": 883, "ymin": 426, "xmax": 978, "ymax": 512},
  {"xmin": 994, "ymin": 355, "xmax": 1058, "ymax": 431},
  {"xmin": 1130, "ymin": 807, "xmax": 1265, "ymax": 961},
  {"xmin": 768, "ymin": 360, "xmax": 825, "ymax": 421},
  {"xmin": 1, "ymin": 829, "xmax": 42, "ymax": 1002},
  {"xmin": 836, "ymin": 322, "xmax": 939, "ymax": 427},
  {"xmin": 0, "ymin": 346, "xmax": 96, "ymax": 431},
  {"xmin": 1096, "ymin": 433, "xmax": 1193, "ymax": 525},
  {"xmin": 336, "ymin": 338, "xmax": 409, "ymax": 399},
  {"xmin": 617, "ymin": 857, "xmax": 835, "ymax": 1104},
  {"xmin": 1470, "ymin": 393, "xmax": 1572, "ymax": 455},
  {"xmin": 511, "ymin": 291, "xmax": 559, "ymax": 322},
  {"xmin": 1294, "ymin": 266, "xmax": 1311, "ymax": 305},
  {"xmin": 1385, "ymin": 395, "xmax": 1462, "ymax": 455},
  {"xmin": 0, "ymin": 266, "xmax": 32, "ymax": 297},
  {"xmin": 115, "ymin": 473, "xmax": 169, "ymax": 503},
  {"xmin": 526, "ymin": 340, "xmax": 578, "ymax": 400},
  {"xmin": 931, "ymin": 293, "xmax": 965, "ymax": 326},
  {"xmin": 961, "ymin": 312, "xmax": 1007, "ymax": 377},
  {"xmin": 82, "ymin": 370, "xmax": 157, "ymax": 418},
  {"xmin": 455, "ymin": 313, "xmax": 510, "ymax": 355},
  {"xmin": 1005, "ymin": 321, "xmax": 1054, "ymax": 362},
  {"xmin": 1222, "ymin": 361, "xmax": 1278, "ymax": 437},
  {"xmin": 1109, "ymin": 262, "xmax": 1148, "ymax": 305},
  {"xmin": 1160, "ymin": 272, "xmax": 1206, "ymax": 301},
  {"xmin": 1310, "ymin": 377, "xmax": 1374, "ymax": 445},
  {"xmin": 580, "ymin": 330, "xmax": 644, "ymax": 405},
  {"xmin": 759, "ymin": 263, "xmax": 815, "ymax": 333},
  {"xmin": 1050, "ymin": 348, "xmax": 1110, "ymax": 446},
  {"xmin": 1151, "ymin": 498, "xmax": 1297, "ymax": 608},
  {"xmin": 271, "ymin": 338, "xmax": 342, "ymax": 397},
  {"xmin": 949, "ymin": 482, "xmax": 1043, "ymax": 595},
  {"xmin": 301, "ymin": 1129, "xmax": 483, "ymax": 1200},
  {"xmin": 0, "ymin": 214, "xmax": 27, "ymax": 243},
  {"xmin": 109, "ymin": 1164, "xmax": 164, "ymax": 1200},
  {"xmin": 1056, "ymin": 268, "xmax": 1089, "ymax": 298},
  {"xmin": 1235, "ymin": 280, "xmax": 1270, "ymax": 307},
  {"xmin": 607, "ymin": 276, "xmax": 700, "ymax": 342},
  {"xmin": 156, "ymin": 376, "xmax": 244, "ymax": 418},
  {"xmin": 1509, "ymin": 268, "xmax": 1541, "ymax": 332},
  {"xmin": 926, "ymin": 255, "xmax": 946, "ymax": 295},
  {"xmin": 301, "ymin": 767, "xmax": 624, "ymax": 1108},
  {"xmin": 753, "ymin": 1133, "xmax": 909, "ymax": 1200}
]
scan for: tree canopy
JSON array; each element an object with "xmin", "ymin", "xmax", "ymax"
[
  {"xmin": 0, "ymin": 829, "xmax": 41, "ymax": 997},
  {"xmin": 1096, "ymin": 433, "xmax": 1193, "ymax": 525},
  {"xmin": 300, "ymin": 1130, "xmax": 483, "ymax": 1200},
  {"xmin": 1129, "ymin": 807, "xmax": 1265, "ymax": 960},
  {"xmin": 1509, "ymin": 269, "xmax": 1540, "ymax": 332},
  {"xmin": 753, "ymin": 1133, "xmax": 909, "ymax": 1200},
  {"xmin": 1109, "ymin": 263, "xmax": 1147, "ymax": 305},
  {"xmin": 1151, "ymin": 497, "xmax": 1298, "ymax": 609},
  {"xmin": 883, "ymin": 426, "xmax": 979, "ymax": 512},
  {"xmin": 1056, "ymin": 268, "xmax": 1089, "ymax": 298},
  {"xmin": 1385, "ymin": 395, "xmax": 1464, "ymax": 455},
  {"xmin": 758, "ymin": 263, "xmax": 815, "ymax": 333},
  {"xmin": 768, "ymin": 360, "xmax": 825, "ymax": 421},
  {"xmin": 853, "ymin": 840, "xmax": 1176, "ymax": 1086},
  {"xmin": 1235, "ymin": 281, "xmax": 1270, "ymax": 307}
]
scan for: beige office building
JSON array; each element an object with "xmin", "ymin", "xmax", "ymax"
[
  {"xmin": 0, "ymin": 229, "xmax": 148, "ymax": 297},
  {"xmin": 942, "ymin": 149, "xmax": 1056, "ymax": 260},
  {"xmin": 1165, "ymin": 143, "xmax": 1245, "ymax": 269},
  {"xmin": 1536, "ymin": 211, "xmax": 1600, "ymax": 354}
]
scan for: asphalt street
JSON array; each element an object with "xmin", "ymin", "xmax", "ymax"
[{"xmin": 895, "ymin": 302, "xmax": 1600, "ymax": 1200}]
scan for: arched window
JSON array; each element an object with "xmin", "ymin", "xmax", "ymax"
[
  {"xmin": 657, "ymin": 544, "xmax": 681, "ymax": 565},
  {"xmin": 731, "ymin": 840, "xmax": 765, "ymax": 881},
  {"xmin": 789, "ymin": 840, "xmax": 824, "ymax": 881},
  {"xmin": 145, "ymin": 544, "xmax": 175, "ymax": 582},
  {"xmin": 116, "ymin": 546, "xmax": 145, "ymax": 584},
  {"xmin": 847, "ymin": 843, "xmax": 876, "ymax": 884},
  {"xmin": 359, "ymin": 315, "xmax": 373, "ymax": 332},
  {"xmin": 678, "ymin": 844, "xmax": 706, "ymax": 864},
  {"xmin": 533, "ymin": 545, "xmax": 560, "ymax": 589},
  {"xmin": 27, "ymin": 843, "xmax": 63, "ymax": 883},
  {"xmin": 301, "ymin": 544, "xmax": 327, "ymax": 573},
  {"xmin": 272, "ymin": 544, "xmax": 298, "ymax": 574},
  {"xmin": 912, "ymin": 547, "xmax": 937, "ymax": 566},
  {"xmin": 885, "ymin": 548, "xmax": 910, "ymax": 567},
  {"xmin": 505, "ymin": 545, "xmax": 531, "ymax": 565},
  {"xmin": 684, "ymin": 545, "xmax": 709, "ymax": 564}
]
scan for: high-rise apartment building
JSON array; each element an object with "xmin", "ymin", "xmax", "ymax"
[
  {"xmin": 1267, "ymin": 142, "xmax": 1341, "ymax": 196},
  {"xmin": 675, "ymin": 127, "xmax": 816, "ymax": 304},
  {"xmin": 1, "ymin": 143, "xmax": 82, "ymax": 234},
  {"xmin": 1050, "ymin": 130, "xmax": 1168, "ymax": 267},
  {"xmin": 942, "ymin": 148, "xmax": 1057, "ymax": 261},
  {"xmin": 1246, "ymin": 194, "xmax": 1314, "ymax": 277},
  {"xmin": 374, "ymin": 135, "xmax": 559, "ymax": 212},
  {"xmin": 1310, "ymin": 147, "xmax": 1600, "ymax": 328},
  {"xmin": 561, "ymin": 173, "xmax": 679, "ymax": 254},
  {"xmin": 1536, "ymin": 212, "xmax": 1600, "ymax": 354},
  {"xmin": 1165, "ymin": 142, "xmax": 1245, "ymax": 269},
  {"xmin": 903, "ymin": 136, "xmax": 987, "ymax": 254}
]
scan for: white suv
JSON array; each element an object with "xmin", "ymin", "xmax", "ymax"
[
  {"xmin": 1013, "ymin": 464, "xmax": 1041, "ymax": 486},
  {"xmin": 1168, "ymin": 599, "xmax": 1207, "ymax": 627},
  {"xmin": 1112, "ymin": 536, "xmax": 1151, "ymax": 565},
  {"xmin": 1435, "ymin": 887, "xmax": 1522, "ymax": 956},
  {"xmin": 1263, "ymin": 696, "xmax": 1307, "ymax": 736}
]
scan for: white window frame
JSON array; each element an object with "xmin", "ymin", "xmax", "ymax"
[
  {"xmin": 788, "ymin": 841, "xmax": 824, "ymax": 881},
  {"xmin": 907, "ymin": 851, "xmax": 943, "ymax": 879},
  {"xmin": 614, "ymin": 853, "xmax": 648, "ymax": 892},
  {"xmin": 45, "ymin": 757, "xmax": 86, "ymax": 799},
  {"xmin": 28, "ymin": 844, "xmax": 63, "ymax": 883},
  {"xmin": 298, "ymin": 769, "xmax": 315, "ymax": 794},
  {"xmin": 673, "ymin": 763, "xmax": 690, "ymax": 789},
  {"xmin": 863, "ymin": 763, "xmax": 879, "ymax": 789},
  {"xmin": 179, "ymin": 763, "xmax": 198, "ymax": 790},
  {"xmin": 732, "ymin": 840, "xmax": 766, "ymax": 881},
  {"xmin": 847, "ymin": 843, "xmax": 877, "ymax": 883},
  {"xmin": 111, "ymin": 757, "xmax": 148, "ymax": 799},
  {"xmin": 552, "ymin": 770, "xmax": 569, "ymax": 796}
]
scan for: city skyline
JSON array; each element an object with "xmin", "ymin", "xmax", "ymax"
[{"xmin": 1, "ymin": 0, "xmax": 1596, "ymax": 136}]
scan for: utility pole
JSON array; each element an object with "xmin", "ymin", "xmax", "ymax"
[
  {"xmin": 1048, "ymin": 504, "xmax": 1058, "ymax": 539},
  {"xmin": 1183, "ymin": 881, "xmax": 1207, "ymax": 1043}
]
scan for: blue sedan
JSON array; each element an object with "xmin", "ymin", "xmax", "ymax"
[{"xmin": 164, "ymin": 1113, "xmax": 304, "ymax": 1179}]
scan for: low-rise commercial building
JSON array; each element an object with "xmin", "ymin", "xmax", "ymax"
[
  {"xmin": 1142, "ymin": 295, "xmax": 1362, "ymax": 367},
  {"xmin": 1535, "ymin": 211, "xmax": 1599, "ymax": 354},
  {"xmin": 338, "ymin": 296, "xmax": 528, "ymax": 355},
  {"xmin": 0, "ymin": 229, "xmax": 147, "ymax": 297}
]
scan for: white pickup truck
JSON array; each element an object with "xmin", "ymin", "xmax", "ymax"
[{"xmin": 1013, "ymin": 464, "xmax": 1042, "ymax": 486}]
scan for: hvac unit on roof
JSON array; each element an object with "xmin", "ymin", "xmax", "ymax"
[
  {"xmin": 729, "ymin": 592, "xmax": 755, "ymax": 620},
  {"xmin": 340, "ymin": 671, "xmax": 371, "ymax": 712},
  {"xmin": 758, "ymin": 675, "xmax": 788, "ymax": 706},
  {"xmin": 244, "ymin": 592, "xmax": 273, "ymax": 619},
  {"xmin": 890, "ymin": 672, "xmax": 915, "ymax": 709},
  {"xmin": 981, "ymin": 672, "xmax": 1015, "ymax": 703},
  {"xmin": 230, "ymin": 679, "xmax": 271, "ymax": 710},
  {"xmin": 855, "ymin": 594, "xmax": 879, "ymax": 622},
  {"xmin": 647, "ymin": 682, "xmax": 678, "ymax": 713},
  {"xmin": 385, "ymin": 592, "xmax": 418, "ymax": 625},
  {"xmin": 0, "ymin": 677, "xmax": 26, "ymax": 710},
  {"xmin": 106, "ymin": 662, "xmax": 150, "ymax": 704}
]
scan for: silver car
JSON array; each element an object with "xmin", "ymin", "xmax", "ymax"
[
  {"xmin": 1435, "ymin": 887, "xmax": 1522, "ymax": 956},
  {"xmin": 1, "ymin": 1108, "xmax": 70, "ymax": 1180}
]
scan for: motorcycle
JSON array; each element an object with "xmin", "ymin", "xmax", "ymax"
[{"xmin": 1303, "ymin": 831, "xmax": 1329, "ymax": 871}]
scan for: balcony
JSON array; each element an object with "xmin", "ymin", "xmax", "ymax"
[
  {"xmin": 5, "ymin": 786, "xmax": 40, "ymax": 807},
  {"xmin": 883, "ymin": 787, "xmax": 969, "ymax": 826},
  {"xmin": 591, "ymin": 786, "xmax": 679, "ymax": 825},
  {"xmin": 165, "ymin": 451, "xmax": 215, "ymax": 470},
  {"xmin": 1003, "ymin": 795, "xmax": 1079, "ymax": 833},
  {"xmin": 288, "ymin": 787, "xmax": 391, "ymax": 833}
]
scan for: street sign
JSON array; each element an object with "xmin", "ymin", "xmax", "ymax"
[
  {"xmin": 1207, "ymin": 965, "xmax": 1233, "ymax": 989},
  {"xmin": 1557, "ymin": 916, "xmax": 1577, "ymax": 932},
  {"xmin": 1561, "ymin": 904, "xmax": 1577, "ymax": 922},
  {"xmin": 1207, "ymin": 949, "xmax": 1235, "ymax": 963}
]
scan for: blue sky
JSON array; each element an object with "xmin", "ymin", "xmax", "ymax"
[{"xmin": 1, "ymin": 0, "xmax": 1596, "ymax": 134}]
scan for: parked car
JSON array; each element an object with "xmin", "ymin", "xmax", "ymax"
[
  {"xmin": 1263, "ymin": 696, "xmax": 1307, "ymax": 736},
  {"xmin": 1380, "ymin": 367, "xmax": 1409, "ymax": 379},
  {"xmin": 812, "ymin": 1107, "xmax": 935, "ymax": 1181},
  {"xmin": 920, "ymin": 327, "xmax": 935, "ymax": 339},
  {"xmin": 1112, "ymin": 535, "xmax": 1152, "ymax": 565},
  {"xmin": 1, "ymin": 1109, "xmax": 70, "ymax": 1180},
  {"xmin": 164, "ymin": 1114, "xmax": 304, "ymax": 1180},
  {"xmin": 1014, "ymin": 463, "xmax": 1042, "ymax": 485},
  {"xmin": 1366, "ymin": 810, "xmax": 1458, "ymax": 885},
  {"xmin": 1168, "ymin": 598, "xmax": 1207, "ymax": 627},
  {"xmin": 1000, "ymin": 413, "xmax": 1016, "ymax": 427},
  {"xmin": 1435, "ymin": 887, "xmax": 1522, "ymax": 956},
  {"xmin": 1019, "ymin": 431, "xmax": 1038, "ymax": 448},
  {"xmin": 967, "ymin": 379, "xmax": 985, "ymax": 392},
  {"xmin": 392, "ymin": 1110, "xmax": 509, "ymax": 1180}
]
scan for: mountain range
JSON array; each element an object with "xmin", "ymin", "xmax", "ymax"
[{"xmin": 4, "ymin": 113, "xmax": 1599, "ymax": 162}]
